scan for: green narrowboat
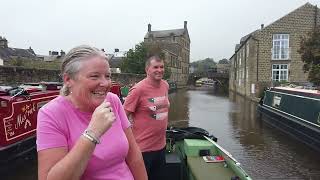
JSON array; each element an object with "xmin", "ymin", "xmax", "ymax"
[
  {"xmin": 163, "ymin": 127, "xmax": 252, "ymax": 180},
  {"xmin": 257, "ymin": 87, "xmax": 320, "ymax": 151}
]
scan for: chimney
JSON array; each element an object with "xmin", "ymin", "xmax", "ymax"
[
  {"xmin": 148, "ymin": 23, "xmax": 151, "ymax": 32},
  {"xmin": 0, "ymin": 37, "xmax": 8, "ymax": 48},
  {"xmin": 28, "ymin": 46, "xmax": 35, "ymax": 55},
  {"xmin": 60, "ymin": 50, "xmax": 65, "ymax": 56},
  {"xmin": 184, "ymin": 21, "xmax": 188, "ymax": 30},
  {"xmin": 115, "ymin": 48, "xmax": 119, "ymax": 53},
  {"xmin": 261, "ymin": 24, "xmax": 264, "ymax": 29}
]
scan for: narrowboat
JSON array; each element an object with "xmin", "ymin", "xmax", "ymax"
[
  {"xmin": 257, "ymin": 87, "xmax": 320, "ymax": 151},
  {"xmin": 195, "ymin": 79, "xmax": 204, "ymax": 87},
  {"xmin": 164, "ymin": 127, "xmax": 252, "ymax": 180},
  {"xmin": 195, "ymin": 78, "xmax": 215, "ymax": 89},
  {"xmin": 168, "ymin": 81, "xmax": 177, "ymax": 94},
  {"xmin": 0, "ymin": 82, "xmax": 61, "ymax": 165},
  {"xmin": 0, "ymin": 82, "xmax": 124, "ymax": 165}
]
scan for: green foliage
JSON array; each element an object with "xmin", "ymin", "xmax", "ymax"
[
  {"xmin": 11, "ymin": 56, "xmax": 23, "ymax": 66},
  {"xmin": 190, "ymin": 57, "xmax": 216, "ymax": 74},
  {"xmin": 121, "ymin": 42, "xmax": 172, "ymax": 79},
  {"xmin": 218, "ymin": 58, "xmax": 229, "ymax": 64},
  {"xmin": 298, "ymin": 26, "xmax": 320, "ymax": 85},
  {"xmin": 121, "ymin": 42, "xmax": 148, "ymax": 74}
]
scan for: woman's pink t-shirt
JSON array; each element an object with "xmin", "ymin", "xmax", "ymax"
[{"xmin": 36, "ymin": 93, "xmax": 133, "ymax": 180}]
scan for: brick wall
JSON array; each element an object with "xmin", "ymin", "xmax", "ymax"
[{"xmin": 0, "ymin": 66, "xmax": 145, "ymax": 86}]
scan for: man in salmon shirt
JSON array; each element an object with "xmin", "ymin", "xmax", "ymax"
[{"xmin": 124, "ymin": 55, "xmax": 170, "ymax": 180}]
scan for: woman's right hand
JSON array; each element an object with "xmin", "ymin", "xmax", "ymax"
[{"xmin": 87, "ymin": 101, "xmax": 116, "ymax": 138}]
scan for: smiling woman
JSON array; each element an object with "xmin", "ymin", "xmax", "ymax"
[{"xmin": 36, "ymin": 45, "xmax": 147, "ymax": 180}]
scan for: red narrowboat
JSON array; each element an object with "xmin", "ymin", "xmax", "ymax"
[{"xmin": 0, "ymin": 82, "xmax": 61, "ymax": 164}]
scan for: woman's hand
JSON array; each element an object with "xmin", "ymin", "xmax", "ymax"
[{"xmin": 88, "ymin": 101, "xmax": 115, "ymax": 138}]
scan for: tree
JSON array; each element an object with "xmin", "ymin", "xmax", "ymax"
[
  {"xmin": 218, "ymin": 58, "xmax": 229, "ymax": 64},
  {"xmin": 190, "ymin": 58, "xmax": 216, "ymax": 74},
  {"xmin": 298, "ymin": 26, "xmax": 320, "ymax": 86},
  {"xmin": 121, "ymin": 42, "xmax": 148, "ymax": 74},
  {"xmin": 11, "ymin": 56, "xmax": 24, "ymax": 66},
  {"xmin": 121, "ymin": 42, "xmax": 171, "ymax": 79}
]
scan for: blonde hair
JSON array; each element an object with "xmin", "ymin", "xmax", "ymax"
[{"xmin": 60, "ymin": 45, "xmax": 107, "ymax": 96}]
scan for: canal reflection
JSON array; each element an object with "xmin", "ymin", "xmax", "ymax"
[{"xmin": 168, "ymin": 89, "xmax": 190, "ymax": 128}]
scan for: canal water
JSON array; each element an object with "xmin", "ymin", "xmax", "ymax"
[
  {"xmin": 169, "ymin": 89, "xmax": 320, "ymax": 180},
  {"xmin": 3, "ymin": 89, "xmax": 320, "ymax": 180}
]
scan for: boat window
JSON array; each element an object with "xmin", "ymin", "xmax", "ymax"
[{"xmin": 272, "ymin": 95, "xmax": 281, "ymax": 108}]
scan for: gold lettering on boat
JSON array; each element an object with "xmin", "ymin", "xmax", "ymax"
[{"xmin": 14, "ymin": 103, "xmax": 36, "ymax": 130}]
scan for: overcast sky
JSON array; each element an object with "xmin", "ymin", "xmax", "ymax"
[{"xmin": 0, "ymin": 0, "xmax": 319, "ymax": 62}]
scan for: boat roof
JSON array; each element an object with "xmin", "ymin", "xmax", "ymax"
[
  {"xmin": 272, "ymin": 87, "xmax": 320, "ymax": 98},
  {"xmin": 274, "ymin": 87, "xmax": 319, "ymax": 94}
]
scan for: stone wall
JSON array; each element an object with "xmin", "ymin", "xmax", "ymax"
[
  {"xmin": 254, "ymin": 3, "xmax": 320, "ymax": 83},
  {"xmin": 0, "ymin": 66, "xmax": 145, "ymax": 86},
  {"xmin": 229, "ymin": 3, "xmax": 320, "ymax": 101}
]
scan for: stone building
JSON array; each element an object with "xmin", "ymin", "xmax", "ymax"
[
  {"xmin": 107, "ymin": 48, "xmax": 126, "ymax": 73},
  {"xmin": 144, "ymin": 21, "xmax": 190, "ymax": 87},
  {"xmin": 229, "ymin": 3, "xmax": 320, "ymax": 100},
  {"xmin": 0, "ymin": 36, "xmax": 38, "ymax": 63},
  {"xmin": 37, "ymin": 50, "xmax": 66, "ymax": 62}
]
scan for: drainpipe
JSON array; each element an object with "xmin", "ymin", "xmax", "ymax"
[
  {"xmin": 251, "ymin": 36, "xmax": 260, "ymax": 82},
  {"xmin": 315, "ymin": 5, "xmax": 318, "ymax": 28},
  {"xmin": 244, "ymin": 41, "xmax": 247, "ymax": 96}
]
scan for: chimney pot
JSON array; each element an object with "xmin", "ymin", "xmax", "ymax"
[
  {"xmin": 148, "ymin": 24, "xmax": 151, "ymax": 32},
  {"xmin": 261, "ymin": 24, "xmax": 264, "ymax": 29},
  {"xmin": 184, "ymin": 21, "xmax": 188, "ymax": 29},
  {"xmin": 0, "ymin": 37, "xmax": 8, "ymax": 48}
]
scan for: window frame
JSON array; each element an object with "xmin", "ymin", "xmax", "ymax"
[
  {"xmin": 272, "ymin": 64, "xmax": 289, "ymax": 82},
  {"xmin": 272, "ymin": 34, "xmax": 290, "ymax": 60}
]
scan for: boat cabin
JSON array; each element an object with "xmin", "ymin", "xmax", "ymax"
[{"xmin": 258, "ymin": 86, "xmax": 320, "ymax": 151}]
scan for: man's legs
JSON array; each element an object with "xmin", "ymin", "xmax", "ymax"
[{"xmin": 142, "ymin": 148, "xmax": 166, "ymax": 180}]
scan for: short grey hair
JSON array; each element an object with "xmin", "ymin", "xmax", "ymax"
[
  {"xmin": 145, "ymin": 55, "xmax": 163, "ymax": 68},
  {"xmin": 60, "ymin": 45, "xmax": 107, "ymax": 96}
]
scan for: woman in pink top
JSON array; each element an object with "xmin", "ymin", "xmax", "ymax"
[{"xmin": 36, "ymin": 45, "xmax": 147, "ymax": 180}]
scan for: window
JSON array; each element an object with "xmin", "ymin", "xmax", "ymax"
[
  {"xmin": 272, "ymin": 64, "xmax": 288, "ymax": 81},
  {"xmin": 246, "ymin": 66, "xmax": 248, "ymax": 80},
  {"xmin": 272, "ymin": 95, "xmax": 282, "ymax": 108},
  {"xmin": 246, "ymin": 43, "xmax": 249, "ymax": 58},
  {"xmin": 272, "ymin": 34, "xmax": 289, "ymax": 60},
  {"xmin": 238, "ymin": 69, "xmax": 242, "ymax": 86}
]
